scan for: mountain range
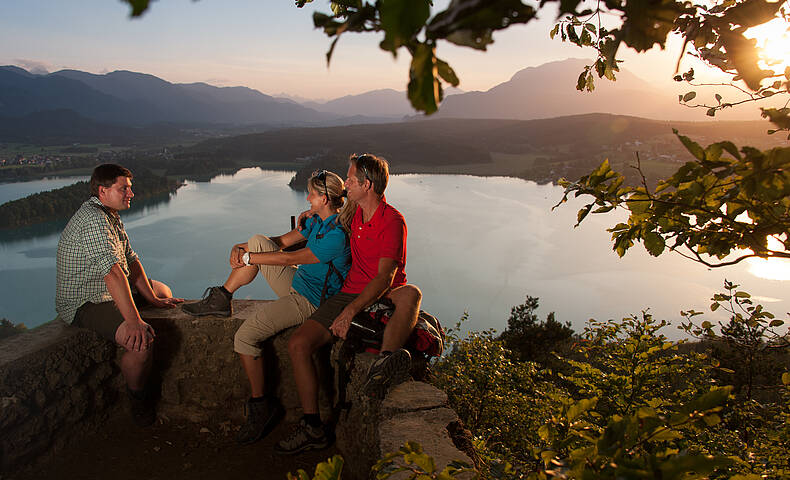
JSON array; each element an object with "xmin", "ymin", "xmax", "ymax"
[
  {"xmin": 0, "ymin": 58, "xmax": 764, "ymax": 144},
  {"xmin": 0, "ymin": 65, "xmax": 340, "ymax": 127},
  {"xmin": 435, "ymin": 59, "xmax": 689, "ymax": 121}
]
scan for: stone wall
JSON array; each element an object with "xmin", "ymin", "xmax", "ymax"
[
  {"xmin": 0, "ymin": 320, "xmax": 120, "ymax": 472},
  {"xmin": 0, "ymin": 300, "xmax": 473, "ymax": 478}
]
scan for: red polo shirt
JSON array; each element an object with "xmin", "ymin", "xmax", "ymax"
[{"xmin": 341, "ymin": 199, "xmax": 407, "ymax": 294}]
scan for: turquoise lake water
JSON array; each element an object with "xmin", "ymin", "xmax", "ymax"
[{"xmin": 1, "ymin": 168, "xmax": 788, "ymax": 336}]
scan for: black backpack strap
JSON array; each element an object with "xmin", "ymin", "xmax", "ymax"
[{"xmin": 319, "ymin": 260, "xmax": 346, "ymax": 305}]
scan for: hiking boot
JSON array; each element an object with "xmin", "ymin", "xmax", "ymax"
[
  {"xmin": 274, "ymin": 418, "xmax": 331, "ymax": 455},
  {"xmin": 182, "ymin": 286, "xmax": 231, "ymax": 317},
  {"xmin": 128, "ymin": 386, "xmax": 155, "ymax": 427},
  {"xmin": 236, "ymin": 397, "xmax": 284, "ymax": 445},
  {"xmin": 362, "ymin": 348, "xmax": 411, "ymax": 400}
]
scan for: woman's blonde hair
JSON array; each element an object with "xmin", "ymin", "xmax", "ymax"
[{"xmin": 309, "ymin": 170, "xmax": 354, "ymax": 232}]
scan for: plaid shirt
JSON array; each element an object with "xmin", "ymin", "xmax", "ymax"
[{"xmin": 56, "ymin": 197, "xmax": 138, "ymax": 324}]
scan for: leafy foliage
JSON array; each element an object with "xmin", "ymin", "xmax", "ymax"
[
  {"xmin": 429, "ymin": 291, "xmax": 790, "ymax": 479},
  {"xmin": 287, "ymin": 454, "xmax": 344, "ymax": 480},
  {"xmin": 373, "ymin": 441, "xmax": 478, "ymax": 479},
  {"xmin": 555, "ymin": 1, "xmax": 790, "ymax": 135},
  {"xmin": 555, "ymin": 131, "xmax": 790, "ymax": 267},
  {"xmin": 432, "ymin": 319, "xmax": 560, "ymax": 467},
  {"xmin": 681, "ymin": 279, "xmax": 789, "ymax": 400}
]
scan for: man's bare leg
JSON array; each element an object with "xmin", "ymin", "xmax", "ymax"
[
  {"xmin": 288, "ymin": 320, "xmax": 333, "ymax": 415},
  {"xmin": 361, "ymin": 284, "xmax": 422, "ymax": 400},
  {"xmin": 381, "ymin": 284, "xmax": 422, "ymax": 351},
  {"xmin": 120, "ymin": 348, "xmax": 152, "ymax": 391}
]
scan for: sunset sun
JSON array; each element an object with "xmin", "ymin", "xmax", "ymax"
[{"xmin": 745, "ymin": 17, "xmax": 790, "ymax": 72}]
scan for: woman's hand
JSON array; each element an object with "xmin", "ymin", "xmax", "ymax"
[{"xmin": 230, "ymin": 243, "xmax": 249, "ymax": 268}]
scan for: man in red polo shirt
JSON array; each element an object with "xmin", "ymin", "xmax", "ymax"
[{"xmin": 275, "ymin": 153, "xmax": 422, "ymax": 455}]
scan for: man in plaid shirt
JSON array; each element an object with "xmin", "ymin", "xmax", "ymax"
[{"xmin": 56, "ymin": 164, "xmax": 182, "ymax": 426}]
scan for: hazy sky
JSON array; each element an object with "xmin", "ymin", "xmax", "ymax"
[{"xmin": 0, "ymin": 0, "xmax": 719, "ymax": 100}]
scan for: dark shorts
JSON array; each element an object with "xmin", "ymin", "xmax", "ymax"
[
  {"xmin": 73, "ymin": 282, "xmax": 151, "ymax": 343},
  {"xmin": 310, "ymin": 292, "xmax": 358, "ymax": 331}
]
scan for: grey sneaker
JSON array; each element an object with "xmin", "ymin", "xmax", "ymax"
[
  {"xmin": 363, "ymin": 349, "xmax": 411, "ymax": 400},
  {"xmin": 274, "ymin": 418, "xmax": 330, "ymax": 455},
  {"xmin": 236, "ymin": 397, "xmax": 284, "ymax": 445},
  {"xmin": 182, "ymin": 286, "xmax": 231, "ymax": 317}
]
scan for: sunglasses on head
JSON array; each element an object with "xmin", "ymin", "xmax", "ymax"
[
  {"xmin": 352, "ymin": 154, "xmax": 373, "ymax": 187},
  {"xmin": 312, "ymin": 170, "xmax": 329, "ymax": 200}
]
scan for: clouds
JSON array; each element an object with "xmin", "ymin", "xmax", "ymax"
[{"xmin": 13, "ymin": 58, "xmax": 51, "ymax": 75}]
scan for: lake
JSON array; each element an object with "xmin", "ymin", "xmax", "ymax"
[
  {"xmin": 1, "ymin": 168, "xmax": 788, "ymax": 337},
  {"xmin": 0, "ymin": 176, "xmax": 89, "ymax": 205}
]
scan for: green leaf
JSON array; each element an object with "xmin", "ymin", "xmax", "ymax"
[
  {"xmin": 313, "ymin": 455, "xmax": 344, "ymax": 480},
  {"xmin": 682, "ymin": 91, "xmax": 697, "ymax": 102},
  {"xmin": 404, "ymin": 451, "xmax": 436, "ymax": 473},
  {"xmin": 379, "ymin": 0, "xmax": 431, "ymax": 53},
  {"xmin": 567, "ymin": 397, "xmax": 597, "ymax": 420},
  {"xmin": 576, "ymin": 204, "xmax": 593, "ymax": 225},
  {"xmin": 643, "ymin": 231, "xmax": 666, "ymax": 256},
  {"xmin": 122, "ymin": 0, "xmax": 151, "ymax": 17},
  {"xmin": 407, "ymin": 43, "xmax": 440, "ymax": 114},
  {"xmin": 540, "ymin": 450, "xmax": 557, "ymax": 465},
  {"xmin": 674, "ymin": 131, "xmax": 706, "ymax": 160},
  {"xmin": 550, "ymin": 24, "xmax": 560, "ymax": 39},
  {"xmin": 769, "ymin": 319, "xmax": 785, "ymax": 327},
  {"xmin": 436, "ymin": 57, "xmax": 459, "ymax": 86},
  {"xmin": 577, "ymin": 71, "xmax": 588, "ymax": 91}
]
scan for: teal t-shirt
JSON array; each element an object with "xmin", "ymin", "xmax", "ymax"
[{"xmin": 291, "ymin": 214, "xmax": 351, "ymax": 307}]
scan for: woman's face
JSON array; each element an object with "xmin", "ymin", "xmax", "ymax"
[{"xmin": 306, "ymin": 184, "xmax": 326, "ymax": 211}]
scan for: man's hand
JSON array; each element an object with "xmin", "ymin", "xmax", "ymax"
[
  {"xmin": 116, "ymin": 319, "xmax": 156, "ymax": 352},
  {"xmin": 148, "ymin": 296, "xmax": 184, "ymax": 309},
  {"xmin": 329, "ymin": 306, "xmax": 357, "ymax": 339},
  {"xmin": 230, "ymin": 243, "xmax": 249, "ymax": 268}
]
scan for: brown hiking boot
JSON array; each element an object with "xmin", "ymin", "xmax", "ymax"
[
  {"xmin": 182, "ymin": 286, "xmax": 231, "ymax": 317},
  {"xmin": 236, "ymin": 397, "xmax": 284, "ymax": 445}
]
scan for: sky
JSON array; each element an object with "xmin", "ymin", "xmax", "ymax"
[{"xmin": 0, "ymin": 0, "xmax": 707, "ymax": 101}]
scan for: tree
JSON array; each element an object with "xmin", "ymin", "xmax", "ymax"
[
  {"xmin": 121, "ymin": 0, "xmax": 790, "ymax": 268},
  {"xmin": 554, "ymin": 131, "xmax": 790, "ymax": 267},
  {"xmin": 125, "ymin": 0, "xmax": 789, "ymax": 126},
  {"xmin": 498, "ymin": 296, "xmax": 575, "ymax": 366}
]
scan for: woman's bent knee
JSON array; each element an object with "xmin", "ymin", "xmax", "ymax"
[
  {"xmin": 151, "ymin": 279, "xmax": 172, "ymax": 298},
  {"xmin": 234, "ymin": 329, "xmax": 262, "ymax": 357},
  {"xmin": 247, "ymin": 234, "xmax": 277, "ymax": 253}
]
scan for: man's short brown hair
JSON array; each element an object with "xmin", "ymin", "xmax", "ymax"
[
  {"xmin": 90, "ymin": 164, "xmax": 132, "ymax": 197},
  {"xmin": 349, "ymin": 153, "xmax": 389, "ymax": 196}
]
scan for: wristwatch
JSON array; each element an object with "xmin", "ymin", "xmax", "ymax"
[{"xmin": 242, "ymin": 252, "xmax": 251, "ymax": 266}]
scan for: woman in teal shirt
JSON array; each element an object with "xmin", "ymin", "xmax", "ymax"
[{"xmin": 182, "ymin": 170, "xmax": 351, "ymax": 445}]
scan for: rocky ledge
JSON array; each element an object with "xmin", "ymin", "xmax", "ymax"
[{"xmin": 0, "ymin": 300, "xmax": 474, "ymax": 478}]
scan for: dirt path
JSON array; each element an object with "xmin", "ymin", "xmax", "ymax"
[{"xmin": 9, "ymin": 413, "xmax": 342, "ymax": 480}]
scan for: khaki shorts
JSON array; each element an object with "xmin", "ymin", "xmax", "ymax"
[{"xmin": 233, "ymin": 234, "xmax": 317, "ymax": 357}]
